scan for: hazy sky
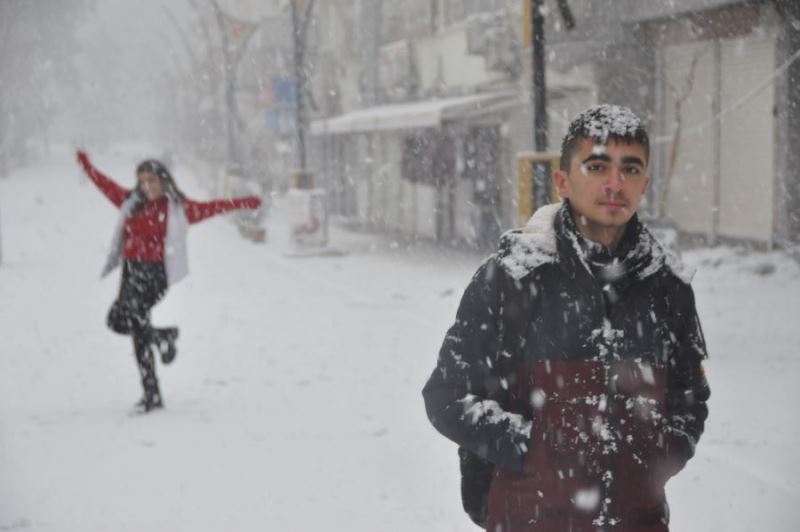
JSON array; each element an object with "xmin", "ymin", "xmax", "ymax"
[
  {"xmin": 10, "ymin": 0, "xmax": 283, "ymax": 150},
  {"xmin": 70, "ymin": 0, "xmax": 190, "ymax": 144}
]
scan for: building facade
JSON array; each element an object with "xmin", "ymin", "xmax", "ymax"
[{"xmin": 307, "ymin": 0, "xmax": 800, "ymax": 250}]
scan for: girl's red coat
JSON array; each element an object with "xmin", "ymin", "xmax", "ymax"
[{"xmin": 79, "ymin": 152, "xmax": 261, "ymax": 262}]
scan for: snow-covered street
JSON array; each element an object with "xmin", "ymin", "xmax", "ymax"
[{"xmin": 1, "ymin": 148, "xmax": 799, "ymax": 531}]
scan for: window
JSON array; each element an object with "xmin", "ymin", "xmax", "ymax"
[
  {"xmin": 402, "ymin": 134, "xmax": 434, "ymax": 184},
  {"xmin": 402, "ymin": 132, "xmax": 455, "ymax": 186}
]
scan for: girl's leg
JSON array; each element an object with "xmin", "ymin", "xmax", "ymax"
[
  {"xmin": 132, "ymin": 323, "xmax": 162, "ymax": 410},
  {"xmin": 110, "ymin": 261, "xmax": 168, "ymax": 410},
  {"xmin": 151, "ymin": 326, "xmax": 179, "ymax": 364}
]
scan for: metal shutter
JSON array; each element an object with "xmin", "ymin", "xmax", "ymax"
[
  {"xmin": 659, "ymin": 40, "xmax": 717, "ymax": 237},
  {"xmin": 718, "ymin": 34, "xmax": 775, "ymax": 243}
]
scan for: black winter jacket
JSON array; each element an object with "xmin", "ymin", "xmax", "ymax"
[{"xmin": 423, "ymin": 201, "xmax": 710, "ymax": 531}]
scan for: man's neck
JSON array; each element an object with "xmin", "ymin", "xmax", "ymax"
[{"xmin": 570, "ymin": 211, "xmax": 627, "ymax": 251}]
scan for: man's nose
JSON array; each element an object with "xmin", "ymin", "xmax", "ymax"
[{"xmin": 604, "ymin": 167, "xmax": 624, "ymax": 192}]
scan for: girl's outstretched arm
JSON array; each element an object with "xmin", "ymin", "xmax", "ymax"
[
  {"xmin": 183, "ymin": 196, "xmax": 262, "ymax": 225},
  {"xmin": 76, "ymin": 151, "xmax": 130, "ymax": 207}
]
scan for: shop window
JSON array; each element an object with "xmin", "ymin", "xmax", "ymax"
[{"xmin": 402, "ymin": 132, "xmax": 455, "ymax": 186}]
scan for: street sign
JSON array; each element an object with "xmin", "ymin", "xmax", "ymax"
[
  {"xmin": 265, "ymin": 107, "xmax": 295, "ymax": 134},
  {"xmin": 272, "ymin": 78, "xmax": 297, "ymax": 105}
]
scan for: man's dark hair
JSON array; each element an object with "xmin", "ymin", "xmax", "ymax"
[{"xmin": 559, "ymin": 104, "xmax": 650, "ymax": 171}]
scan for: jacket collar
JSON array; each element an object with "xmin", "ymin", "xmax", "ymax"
[{"xmin": 497, "ymin": 201, "xmax": 694, "ymax": 284}]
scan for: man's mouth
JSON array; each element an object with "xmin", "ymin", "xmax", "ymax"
[{"xmin": 598, "ymin": 201, "xmax": 626, "ymax": 208}]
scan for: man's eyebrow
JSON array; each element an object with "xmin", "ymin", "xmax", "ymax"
[
  {"xmin": 621, "ymin": 156, "xmax": 645, "ymax": 166},
  {"xmin": 581, "ymin": 153, "xmax": 611, "ymax": 164},
  {"xmin": 580, "ymin": 154, "xmax": 646, "ymax": 167}
]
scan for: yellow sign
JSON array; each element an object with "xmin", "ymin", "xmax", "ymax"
[
  {"xmin": 522, "ymin": 0, "xmax": 532, "ymax": 49},
  {"xmin": 516, "ymin": 151, "xmax": 560, "ymax": 226}
]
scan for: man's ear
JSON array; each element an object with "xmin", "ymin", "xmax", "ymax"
[
  {"xmin": 641, "ymin": 174, "xmax": 650, "ymax": 195},
  {"xmin": 554, "ymin": 169, "xmax": 569, "ymax": 199}
]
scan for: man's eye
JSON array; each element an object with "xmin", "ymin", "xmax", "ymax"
[
  {"xmin": 586, "ymin": 164, "xmax": 604, "ymax": 172},
  {"xmin": 622, "ymin": 167, "xmax": 641, "ymax": 175}
]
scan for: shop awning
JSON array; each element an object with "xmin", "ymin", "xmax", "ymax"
[{"xmin": 310, "ymin": 91, "xmax": 518, "ymax": 136}]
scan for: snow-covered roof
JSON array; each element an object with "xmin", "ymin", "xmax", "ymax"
[{"xmin": 310, "ymin": 91, "xmax": 519, "ymax": 135}]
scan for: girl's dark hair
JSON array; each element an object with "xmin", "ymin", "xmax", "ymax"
[{"xmin": 132, "ymin": 159, "xmax": 187, "ymax": 204}]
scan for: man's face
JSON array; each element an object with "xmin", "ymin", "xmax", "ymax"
[{"xmin": 555, "ymin": 138, "xmax": 650, "ymax": 236}]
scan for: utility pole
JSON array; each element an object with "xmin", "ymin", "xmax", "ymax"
[
  {"xmin": 356, "ymin": 0, "xmax": 382, "ymax": 225},
  {"xmin": 287, "ymin": 0, "xmax": 328, "ymax": 249},
  {"xmin": 291, "ymin": 0, "xmax": 316, "ymax": 177},
  {"xmin": 530, "ymin": 1, "xmax": 548, "ymax": 154},
  {"xmin": 527, "ymin": 0, "xmax": 574, "ymax": 209},
  {"xmin": 531, "ymin": 0, "xmax": 549, "ymax": 209},
  {"xmin": 210, "ymin": 0, "xmax": 238, "ymax": 167}
]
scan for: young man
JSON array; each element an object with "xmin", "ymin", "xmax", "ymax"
[{"xmin": 423, "ymin": 104, "xmax": 710, "ymax": 531}]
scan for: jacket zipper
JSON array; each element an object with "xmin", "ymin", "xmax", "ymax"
[{"xmin": 601, "ymin": 288, "xmax": 617, "ymax": 531}]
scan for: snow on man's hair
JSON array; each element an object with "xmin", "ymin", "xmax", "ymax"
[{"xmin": 559, "ymin": 104, "xmax": 650, "ymax": 171}]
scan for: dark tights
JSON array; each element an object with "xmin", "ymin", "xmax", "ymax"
[{"xmin": 107, "ymin": 260, "xmax": 167, "ymax": 404}]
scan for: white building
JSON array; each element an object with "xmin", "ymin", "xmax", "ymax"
[{"xmin": 306, "ymin": 0, "xmax": 800, "ymax": 250}]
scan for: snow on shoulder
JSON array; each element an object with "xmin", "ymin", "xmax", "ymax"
[
  {"xmin": 496, "ymin": 203, "xmax": 561, "ymax": 280},
  {"xmin": 496, "ymin": 201, "xmax": 695, "ymax": 284}
]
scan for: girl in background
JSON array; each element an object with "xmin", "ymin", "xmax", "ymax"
[{"xmin": 77, "ymin": 151, "xmax": 261, "ymax": 413}]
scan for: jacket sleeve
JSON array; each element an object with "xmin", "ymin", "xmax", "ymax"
[
  {"xmin": 183, "ymin": 196, "xmax": 261, "ymax": 224},
  {"xmin": 422, "ymin": 259, "xmax": 532, "ymax": 472},
  {"xmin": 665, "ymin": 283, "xmax": 711, "ymax": 467},
  {"xmin": 77, "ymin": 151, "xmax": 129, "ymax": 207}
]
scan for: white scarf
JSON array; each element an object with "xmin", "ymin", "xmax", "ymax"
[{"xmin": 101, "ymin": 196, "xmax": 189, "ymax": 286}]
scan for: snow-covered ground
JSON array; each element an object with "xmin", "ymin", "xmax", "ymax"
[{"xmin": 1, "ymin": 147, "xmax": 798, "ymax": 531}]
